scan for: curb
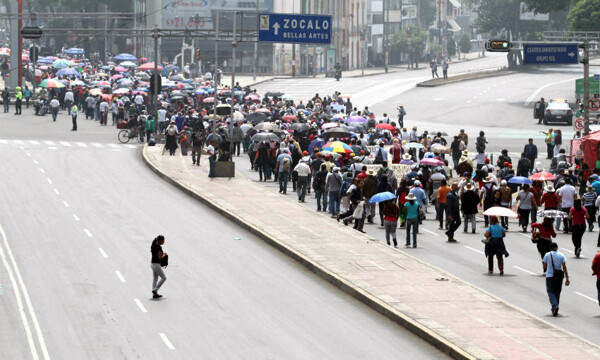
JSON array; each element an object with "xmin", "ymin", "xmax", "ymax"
[
  {"xmin": 141, "ymin": 145, "xmax": 476, "ymax": 360},
  {"xmin": 416, "ymin": 70, "xmax": 516, "ymax": 87}
]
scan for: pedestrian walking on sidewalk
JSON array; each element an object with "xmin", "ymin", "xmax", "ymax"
[
  {"xmin": 484, "ymin": 216, "xmax": 509, "ymax": 275},
  {"xmin": 151, "ymin": 235, "xmax": 168, "ymax": 299},
  {"xmin": 542, "ymin": 242, "xmax": 570, "ymax": 316}
]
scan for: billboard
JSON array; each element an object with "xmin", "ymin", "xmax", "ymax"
[{"xmin": 161, "ymin": 0, "xmax": 213, "ymax": 30}]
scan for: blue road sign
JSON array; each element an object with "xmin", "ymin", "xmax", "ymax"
[
  {"xmin": 523, "ymin": 43, "xmax": 578, "ymax": 64},
  {"xmin": 258, "ymin": 13, "xmax": 332, "ymax": 44}
]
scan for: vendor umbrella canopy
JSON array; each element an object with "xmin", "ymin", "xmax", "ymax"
[
  {"xmin": 323, "ymin": 141, "xmax": 353, "ymax": 154},
  {"xmin": 529, "ymin": 172, "xmax": 556, "ymax": 181},
  {"xmin": 369, "ymin": 192, "xmax": 397, "ymax": 203},
  {"xmin": 114, "ymin": 53, "xmax": 137, "ymax": 62},
  {"xmin": 508, "ymin": 176, "xmax": 532, "ymax": 185},
  {"xmin": 482, "ymin": 207, "xmax": 518, "ymax": 218},
  {"xmin": 251, "ymin": 132, "xmax": 280, "ymax": 142},
  {"xmin": 64, "ymin": 48, "xmax": 84, "ymax": 55}
]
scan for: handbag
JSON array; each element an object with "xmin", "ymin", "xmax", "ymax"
[
  {"xmin": 531, "ymin": 229, "xmax": 540, "ymax": 243},
  {"xmin": 160, "ymin": 254, "xmax": 169, "ymax": 268},
  {"xmin": 550, "ymin": 253, "xmax": 564, "ymax": 285}
]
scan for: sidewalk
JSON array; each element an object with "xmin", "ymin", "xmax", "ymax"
[{"xmin": 143, "ymin": 145, "xmax": 600, "ymax": 360}]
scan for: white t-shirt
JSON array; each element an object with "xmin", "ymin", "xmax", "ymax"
[
  {"xmin": 207, "ymin": 144, "xmax": 215, "ymax": 156},
  {"xmin": 135, "ymin": 95, "xmax": 144, "ymax": 105},
  {"xmin": 294, "ymin": 162, "xmax": 311, "ymax": 177},
  {"xmin": 158, "ymin": 109, "xmax": 167, "ymax": 123},
  {"xmin": 558, "ymin": 184, "xmax": 577, "ymax": 208},
  {"xmin": 50, "ymin": 99, "xmax": 60, "ymax": 108},
  {"xmin": 64, "ymin": 91, "xmax": 74, "ymax": 102}
]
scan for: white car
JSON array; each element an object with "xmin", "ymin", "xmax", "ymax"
[{"xmin": 543, "ymin": 99, "xmax": 573, "ymax": 125}]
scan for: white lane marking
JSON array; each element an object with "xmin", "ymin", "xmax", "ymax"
[
  {"xmin": 159, "ymin": 333, "xmax": 175, "ymax": 350},
  {"xmin": 91, "ymin": 143, "xmax": 103, "ymax": 148},
  {"xmin": 0, "ymin": 139, "xmax": 7, "ymax": 144},
  {"xmin": 46, "ymin": 178, "xmax": 52, "ymax": 184},
  {"xmin": 575, "ymin": 292, "xmax": 597, "ymax": 303},
  {"xmin": 524, "ymin": 77, "xmax": 578, "ymax": 106},
  {"xmin": 47, "ymin": 147, "xmax": 57, "ymax": 150},
  {"xmin": 33, "ymin": 159, "xmax": 38, "ymax": 165},
  {"xmin": 25, "ymin": 152, "xmax": 31, "ymax": 157},
  {"xmin": 98, "ymin": 248, "xmax": 108, "ymax": 258},
  {"xmin": 115, "ymin": 271, "xmax": 126, "ymax": 283},
  {"xmin": 83, "ymin": 229, "xmax": 93, "ymax": 238},
  {"xmin": 72, "ymin": 214, "xmax": 80, "ymax": 221},
  {"xmin": 29, "ymin": 140, "xmax": 40, "ymax": 145},
  {"xmin": 62, "ymin": 200, "xmax": 70, "ymax": 208},
  {"xmin": 59, "ymin": 141, "xmax": 71, "ymax": 147},
  {"xmin": 421, "ymin": 228, "xmax": 439, "ymax": 236},
  {"xmin": 39, "ymin": 168, "xmax": 45, "ymax": 174},
  {"xmin": 108, "ymin": 144, "xmax": 119, "ymax": 148},
  {"xmin": 466, "ymin": 100, "xmax": 472, "ymax": 103},
  {"xmin": 53, "ymin": 188, "xmax": 59, "ymax": 195},
  {"xmin": 134, "ymin": 298, "xmax": 147, "ymax": 313},
  {"xmin": 464, "ymin": 245, "xmax": 485, "ymax": 254},
  {"xmin": 496, "ymin": 98, "xmax": 505, "ymax": 102},
  {"xmin": 14, "ymin": 140, "xmax": 23, "ymax": 144},
  {"xmin": 43, "ymin": 141, "xmax": 55, "ymax": 146},
  {"xmin": 75, "ymin": 142, "xmax": 87, "ymax": 147},
  {"xmin": 561, "ymin": 247, "xmax": 574, "ymax": 254},
  {"xmin": 0, "ymin": 224, "xmax": 50, "ymax": 360},
  {"xmin": 514, "ymin": 266, "xmax": 537, "ymax": 275}
]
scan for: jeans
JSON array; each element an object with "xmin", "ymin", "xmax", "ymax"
[
  {"xmin": 328, "ymin": 190, "xmax": 340, "ymax": 215},
  {"xmin": 51, "ymin": 107, "xmax": 58, "ymax": 121},
  {"xmin": 192, "ymin": 146, "xmax": 202, "ymax": 164},
  {"xmin": 151, "ymin": 263, "xmax": 167, "ymax": 292},
  {"xmin": 546, "ymin": 277, "xmax": 562, "ymax": 308},
  {"xmin": 71, "ymin": 115, "xmax": 77, "ymax": 130},
  {"xmin": 297, "ymin": 176, "xmax": 308, "ymax": 201},
  {"xmin": 530, "ymin": 205, "xmax": 537, "ymax": 224},
  {"xmin": 14, "ymin": 99, "xmax": 21, "ymax": 114},
  {"xmin": 406, "ymin": 218, "xmax": 418, "ymax": 246},
  {"xmin": 572, "ymin": 224, "xmax": 585, "ymax": 253},
  {"xmin": 437, "ymin": 202, "xmax": 447, "ymax": 228},
  {"xmin": 384, "ymin": 220, "xmax": 398, "ymax": 245},
  {"xmin": 315, "ymin": 189, "xmax": 327, "ymax": 211},
  {"xmin": 2, "ymin": 101, "xmax": 8, "ymax": 113},
  {"xmin": 65, "ymin": 100, "xmax": 72, "ymax": 112},
  {"xmin": 447, "ymin": 214, "xmax": 461, "ymax": 239},
  {"xmin": 463, "ymin": 214, "xmax": 476, "ymax": 232},
  {"xmin": 559, "ymin": 207, "xmax": 572, "ymax": 231},
  {"xmin": 278, "ymin": 170, "xmax": 289, "ymax": 193},
  {"xmin": 546, "ymin": 143, "xmax": 553, "ymax": 159},
  {"xmin": 518, "ymin": 208, "xmax": 531, "ymax": 230},
  {"xmin": 233, "ymin": 142, "xmax": 241, "ymax": 156},
  {"xmin": 452, "ymin": 153, "xmax": 461, "ymax": 168},
  {"xmin": 208, "ymin": 156, "xmax": 216, "ymax": 177}
]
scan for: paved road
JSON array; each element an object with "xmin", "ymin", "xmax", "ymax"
[{"xmin": 0, "ymin": 119, "xmax": 448, "ymax": 358}]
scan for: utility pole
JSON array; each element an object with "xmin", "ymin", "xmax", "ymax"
[
  {"xmin": 383, "ymin": 0, "xmax": 388, "ymax": 73},
  {"xmin": 18, "ymin": 0, "xmax": 23, "ymax": 87},
  {"xmin": 253, "ymin": 0, "xmax": 258, "ymax": 82},
  {"xmin": 581, "ymin": 41, "xmax": 590, "ymax": 135},
  {"xmin": 212, "ymin": 12, "xmax": 220, "ymax": 142},
  {"xmin": 229, "ymin": 11, "xmax": 238, "ymax": 160},
  {"xmin": 152, "ymin": 25, "xmax": 160, "ymax": 132}
]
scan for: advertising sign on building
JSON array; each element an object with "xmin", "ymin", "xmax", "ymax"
[{"xmin": 161, "ymin": 0, "xmax": 213, "ymax": 30}]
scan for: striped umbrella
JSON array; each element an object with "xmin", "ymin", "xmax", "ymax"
[{"xmin": 322, "ymin": 141, "xmax": 353, "ymax": 154}]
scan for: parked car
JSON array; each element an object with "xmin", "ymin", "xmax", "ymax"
[{"xmin": 543, "ymin": 98, "xmax": 573, "ymax": 125}]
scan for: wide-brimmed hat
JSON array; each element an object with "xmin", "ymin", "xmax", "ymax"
[
  {"xmin": 464, "ymin": 183, "xmax": 474, "ymax": 191},
  {"xmin": 367, "ymin": 169, "xmax": 375, "ymax": 176},
  {"xmin": 587, "ymin": 185, "xmax": 594, "ymax": 192},
  {"xmin": 402, "ymin": 153, "xmax": 412, "ymax": 160},
  {"xmin": 482, "ymin": 175, "xmax": 493, "ymax": 183},
  {"xmin": 406, "ymin": 193, "xmax": 416, "ymax": 200},
  {"xmin": 462, "ymin": 150, "xmax": 469, "ymax": 156},
  {"xmin": 545, "ymin": 185, "xmax": 555, "ymax": 192}
]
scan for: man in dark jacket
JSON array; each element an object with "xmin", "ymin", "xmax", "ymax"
[
  {"xmin": 445, "ymin": 182, "xmax": 461, "ymax": 242},
  {"xmin": 461, "ymin": 183, "xmax": 479, "ymax": 233},
  {"xmin": 517, "ymin": 152, "xmax": 532, "ymax": 177},
  {"xmin": 362, "ymin": 170, "xmax": 378, "ymax": 223}
]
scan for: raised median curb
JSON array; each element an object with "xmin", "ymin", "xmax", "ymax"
[
  {"xmin": 142, "ymin": 145, "xmax": 600, "ymax": 360},
  {"xmin": 417, "ymin": 69, "xmax": 517, "ymax": 87}
]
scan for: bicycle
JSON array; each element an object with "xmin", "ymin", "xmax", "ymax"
[{"xmin": 118, "ymin": 126, "xmax": 143, "ymax": 144}]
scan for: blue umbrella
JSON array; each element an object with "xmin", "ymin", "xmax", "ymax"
[
  {"xmin": 56, "ymin": 68, "xmax": 80, "ymax": 77},
  {"xmin": 194, "ymin": 89, "xmax": 207, "ymax": 95},
  {"xmin": 508, "ymin": 176, "xmax": 532, "ymax": 185},
  {"xmin": 308, "ymin": 138, "xmax": 325, "ymax": 154},
  {"xmin": 114, "ymin": 53, "xmax": 137, "ymax": 62},
  {"xmin": 65, "ymin": 48, "xmax": 84, "ymax": 55},
  {"xmin": 36, "ymin": 58, "xmax": 53, "ymax": 64},
  {"xmin": 369, "ymin": 192, "xmax": 397, "ymax": 203}
]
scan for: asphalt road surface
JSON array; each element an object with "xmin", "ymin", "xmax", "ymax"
[{"xmin": 0, "ymin": 116, "xmax": 449, "ymax": 359}]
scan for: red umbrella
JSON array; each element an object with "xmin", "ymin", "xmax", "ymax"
[
  {"xmin": 376, "ymin": 123, "xmax": 397, "ymax": 132},
  {"xmin": 96, "ymin": 81, "xmax": 111, "ymax": 88},
  {"xmin": 137, "ymin": 62, "xmax": 163, "ymax": 71},
  {"xmin": 282, "ymin": 115, "xmax": 298, "ymax": 122},
  {"xmin": 530, "ymin": 172, "xmax": 556, "ymax": 181}
]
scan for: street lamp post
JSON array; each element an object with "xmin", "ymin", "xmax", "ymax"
[
  {"xmin": 229, "ymin": 11, "xmax": 238, "ymax": 160},
  {"xmin": 152, "ymin": 25, "xmax": 160, "ymax": 132}
]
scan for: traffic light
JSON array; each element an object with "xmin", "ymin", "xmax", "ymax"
[
  {"xmin": 150, "ymin": 73, "xmax": 162, "ymax": 95},
  {"xmin": 578, "ymin": 103, "xmax": 585, "ymax": 117},
  {"xmin": 195, "ymin": 49, "xmax": 201, "ymax": 61},
  {"xmin": 485, "ymin": 40, "xmax": 511, "ymax": 52},
  {"xmin": 29, "ymin": 45, "xmax": 39, "ymax": 63}
]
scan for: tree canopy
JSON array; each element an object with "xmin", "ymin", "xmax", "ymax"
[{"xmin": 568, "ymin": 0, "xmax": 600, "ymax": 31}]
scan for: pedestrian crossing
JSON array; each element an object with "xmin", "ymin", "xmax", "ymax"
[{"xmin": 0, "ymin": 139, "xmax": 140, "ymax": 150}]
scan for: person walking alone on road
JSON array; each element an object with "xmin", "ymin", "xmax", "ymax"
[
  {"xmin": 542, "ymin": 242, "xmax": 570, "ymax": 316},
  {"xmin": 151, "ymin": 235, "xmax": 168, "ymax": 299},
  {"xmin": 569, "ymin": 198, "xmax": 588, "ymax": 258},
  {"xmin": 70, "ymin": 103, "xmax": 78, "ymax": 131},
  {"xmin": 484, "ymin": 216, "xmax": 509, "ymax": 275},
  {"xmin": 404, "ymin": 193, "xmax": 420, "ymax": 248},
  {"xmin": 382, "ymin": 199, "xmax": 400, "ymax": 247}
]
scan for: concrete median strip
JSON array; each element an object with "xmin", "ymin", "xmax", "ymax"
[{"xmin": 142, "ymin": 145, "xmax": 600, "ymax": 360}]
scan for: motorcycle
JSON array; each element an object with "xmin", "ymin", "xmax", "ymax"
[
  {"xmin": 335, "ymin": 69, "xmax": 341, "ymax": 81},
  {"xmin": 34, "ymin": 100, "xmax": 48, "ymax": 116}
]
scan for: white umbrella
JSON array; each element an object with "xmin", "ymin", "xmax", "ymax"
[{"xmin": 483, "ymin": 207, "xmax": 518, "ymax": 218}]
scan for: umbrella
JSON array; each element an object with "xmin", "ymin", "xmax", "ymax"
[
  {"xmin": 254, "ymin": 122, "xmax": 280, "ymax": 132},
  {"xmin": 120, "ymin": 61, "xmax": 137, "ymax": 68},
  {"xmin": 64, "ymin": 48, "xmax": 84, "ymax": 55},
  {"xmin": 319, "ymin": 150, "xmax": 342, "ymax": 159},
  {"xmin": 232, "ymin": 111, "xmax": 245, "ymax": 121},
  {"xmin": 52, "ymin": 59, "xmax": 71, "ymax": 69},
  {"xmin": 114, "ymin": 53, "xmax": 137, "ymax": 62},
  {"xmin": 170, "ymin": 74, "xmax": 184, "ymax": 81},
  {"xmin": 245, "ymin": 112, "xmax": 267, "ymax": 123},
  {"xmin": 265, "ymin": 91, "xmax": 284, "ymax": 97},
  {"xmin": 530, "ymin": 172, "xmax": 556, "ymax": 181},
  {"xmin": 346, "ymin": 116, "xmax": 367, "ymax": 123},
  {"xmin": 202, "ymin": 97, "xmax": 215, "ymax": 103},
  {"xmin": 70, "ymin": 80, "xmax": 85, "ymax": 87},
  {"xmin": 419, "ymin": 158, "xmax": 444, "ymax": 166},
  {"xmin": 36, "ymin": 58, "xmax": 53, "ymax": 64},
  {"xmin": 308, "ymin": 138, "xmax": 325, "ymax": 153},
  {"xmin": 508, "ymin": 176, "xmax": 532, "ymax": 185},
  {"xmin": 321, "ymin": 122, "xmax": 340, "ymax": 130},
  {"xmin": 0, "ymin": 47, "xmax": 10, "ymax": 56},
  {"xmin": 369, "ymin": 192, "xmax": 397, "ymax": 203},
  {"xmin": 282, "ymin": 115, "xmax": 298, "ymax": 122},
  {"xmin": 537, "ymin": 210, "xmax": 568, "ymax": 219},
  {"xmin": 252, "ymin": 132, "xmax": 280, "ymax": 142},
  {"xmin": 290, "ymin": 123, "xmax": 309, "ymax": 133},
  {"xmin": 137, "ymin": 62, "xmax": 163, "ymax": 71},
  {"xmin": 55, "ymin": 68, "xmax": 80, "ymax": 77},
  {"xmin": 376, "ymin": 123, "xmax": 397, "ymax": 132},
  {"xmin": 255, "ymin": 108, "xmax": 271, "ymax": 114},
  {"xmin": 194, "ymin": 89, "xmax": 208, "ymax": 95},
  {"xmin": 114, "ymin": 66, "xmax": 127, "ymax": 72},
  {"xmin": 323, "ymin": 127, "xmax": 352, "ymax": 139},
  {"xmin": 332, "ymin": 113, "xmax": 345, "ymax": 120},
  {"xmin": 171, "ymin": 95, "xmax": 185, "ymax": 100},
  {"xmin": 245, "ymin": 94, "xmax": 259, "ymax": 101},
  {"xmin": 430, "ymin": 143, "xmax": 451, "ymax": 154},
  {"xmin": 96, "ymin": 81, "xmax": 111, "ymax": 88},
  {"xmin": 331, "ymin": 103, "xmax": 345, "ymax": 112},
  {"xmin": 430, "ymin": 131, "xmax": 449, "ymax": 136},
  {"xmin": 404, "ymin": 143, "xmax": 425, "ymax": 150},
  {"xmin": 39, "ymin": 79, "xmax": 65, "ymax": 88},
  {"xmin": 88, "ymin": 88, "xmax": 103, "ymax": 95},
  {"xmin": 112, "ymin": 88, "xmax": 131, "ymax": 95},
  {"xmin": 483, "ymin": 207, "xmax": 518, "ymax": 218},
  {"xmin": 323, "ymin": 141, "xmax": 353, "ymax": 154},
  {"xmin": 99, "ymin": 94, "xmax": 112, "ymax": 101},
  {"xmin": 281, "ymin": 94, "xmax": 293, "ymax": 100}
]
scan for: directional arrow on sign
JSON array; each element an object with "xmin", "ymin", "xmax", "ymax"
[
  {"xmin": 272, "ymin": 22, "xmax": 280, "ymax": 35},
  {"xmin": 568, "ymin": 52, "xmax": 575, "ymax": 57}
]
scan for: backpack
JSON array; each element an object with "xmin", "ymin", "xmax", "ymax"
[
  {"xmin": 483, "ymin": 185, "xmax": 497, "ymax": 207},
  {"xmin": 281, "ymin": 157, "xmax": 291, "ymax": 171},
  {"xmin": 374, "ymin": 148, "xmax": 384, "ymax": 164},
  {"xmin": 339, "ymin": 180, "xmax": 351, "ymax": 198}
]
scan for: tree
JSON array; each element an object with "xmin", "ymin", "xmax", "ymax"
[
  {"xmin": 389, "ymin": 27, "xmax": 429, "ymax": 69},
  {"xmin": 447, "ymin": 33, "xmax": 457, "ymax": 58},
  {"xmin": 459, "ymin": 33, "xmax": 472, "ymax": 54},
  {"xmin": 568, "ymin": 0, "xmax": 600, "ymax": 31},
  {"xmin": 419, "ymin": 0, "xmax": 437, "ymax": 27},
  {"xmin": 522, "ymin": 0, "xmax": 570, "ymax": 14}
]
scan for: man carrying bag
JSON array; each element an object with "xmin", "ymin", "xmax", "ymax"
[{"xmin": 542, "ymin": 242, "xmax": 570, "ymax": 316}]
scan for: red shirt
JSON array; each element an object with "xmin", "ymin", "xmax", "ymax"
[
  {"xmin": 570, "ymin": 207, "xmax": 588, "ymax": 226},
  {"xmin": 531, "ymin": 223, "xmax": 556, "ymax": 239},
  {"xmin": 541, "ymin": 193, "xmax": 559, "ymax": 209},
  {"xmin": 357, "ymin": 171, "xmax": 368, "ymax": 180},
  {"xmin": 593, "ymin": 252, "xmax": 600, "ymax": 279}
]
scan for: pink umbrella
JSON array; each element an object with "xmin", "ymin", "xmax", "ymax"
[
  {"xmin": 137, "ymin": 62, "xmax": 163, "ymax": 71},
  {"xmin": 96, "ymin": 81, "xmax": 111, "ymax": 88},
  {"xmin": 321, "ymin": 122, "xmax": 341, "ymax": 130},
  {"xmin": 203, "ymin": 97, "xmax": 215, "ymax": 103},
  {"xmin": 419, "ymin": 158, "xmax": 444, "ymax": 166},
  {"xmin": 255, "ymin": 108, "xmax": 270, "ymax": 113},
  {"xmin": 114, "ymin": 66, "xmax": 127, "ymax": 72},
  {"xmin": 245, "ymin": 94, "xmax": 259, "ymax": 101},
  {"xmin": 111, "ymin": 74, "xmax": 124, "ymax": 80}
]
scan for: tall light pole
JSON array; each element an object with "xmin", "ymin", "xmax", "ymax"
[
  {"xmin": 229, "ymin": 11, "xmax": 238, "ymax": 160},
  {"xmin": 383, "ymin": 0, "xmax": 388, "ymax": 73},
  {"xmin": 152, "ymin": 25, "xmax": 160, "ymax": 132},
  {"xmin": 253, "ymin": 0, "xmax": 258, "ymax": 81}
]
